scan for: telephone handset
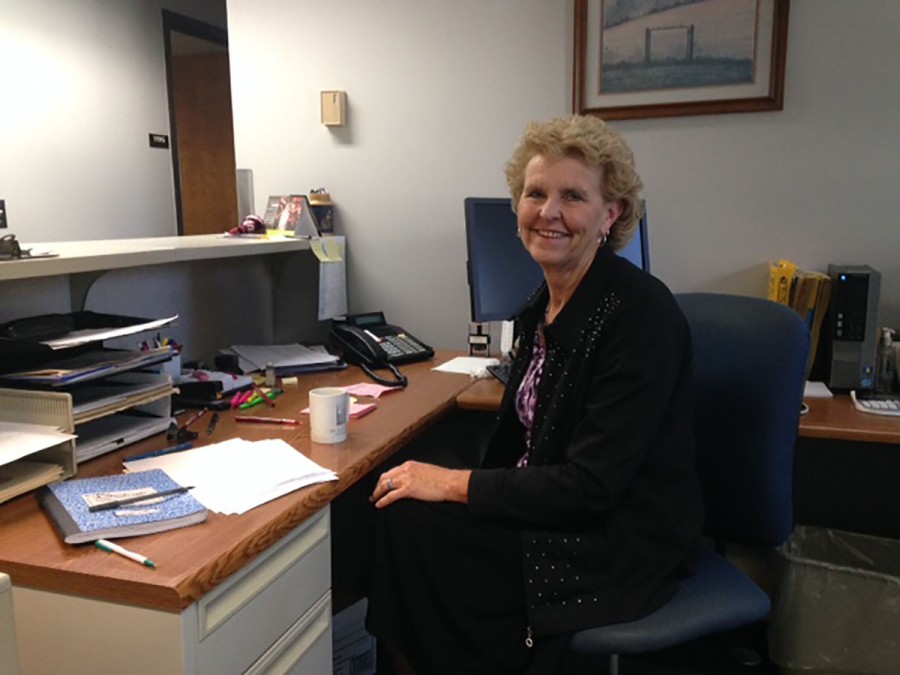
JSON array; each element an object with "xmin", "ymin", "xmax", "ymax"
[{"xmin": 330, "ymin": 312, "xmax": 434, "ymax": 388}]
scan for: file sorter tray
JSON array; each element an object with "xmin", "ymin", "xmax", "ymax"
[
  {"xmin": 1, "ymin": 347, "xmax": 173, "ymax": 387},
  {"xmin": 0, "ymin": 310, "xmax": 175, "ymax": 343},
  {"xmin": 0, "ymin": 388, "xmax": 76, "ymax": 504},
  {"xmin": 75, "ymin": 413, "xmax": 173, "ymax": 463},
  {"xmin": 0, "ymin": 311, "xmax": 176, "ymax": 376},
  {"xmin": 69, "ymin": 372, "xmax": 176, "ymax": 425}
]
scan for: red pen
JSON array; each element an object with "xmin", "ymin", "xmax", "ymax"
[
  {"xmin": 235, "ymin": 415, "xmax": 300, "ymax": 426},
  {"xmin": 252, "ymin": 382, "xmax": 276, "ymax": 408}
]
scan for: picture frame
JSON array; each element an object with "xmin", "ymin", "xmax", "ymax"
[{"xmin": 573, "ymin": 0, "xmax": 790, "ymax": 120}]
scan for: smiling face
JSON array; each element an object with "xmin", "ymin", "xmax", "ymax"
[{"xmin": 517, "ymin": 153, "xmax": 622, "ymax": 285}]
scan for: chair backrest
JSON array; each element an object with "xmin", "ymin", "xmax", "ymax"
[{"xmin": 676, "ymin": 293, "xmax": 810, "ymax": 549}]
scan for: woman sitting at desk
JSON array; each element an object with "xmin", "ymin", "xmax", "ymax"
[{"xmin": 365, "ymin": 115, "xmax": 703, "ymax": 674}]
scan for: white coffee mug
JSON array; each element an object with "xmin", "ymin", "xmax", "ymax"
[{"xmin": 309, "ymin": 387, "xmax": 349, "ymax": 443}]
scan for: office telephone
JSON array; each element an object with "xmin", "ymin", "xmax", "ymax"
[{"xmin": 330, "ymin": 312, "xmax": 434, "ymax": 387}]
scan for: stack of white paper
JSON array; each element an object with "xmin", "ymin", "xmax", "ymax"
[
  {"xmin": 123, "ymin": 438, "xmax": 337, "ymax": 515},
  {"xmin": 433, "ymin": 356, "xmax": 500, "ymax": 378},
  {"xmin": 0, "ymin": 421, "xmax": 77, "ymax": 465}
]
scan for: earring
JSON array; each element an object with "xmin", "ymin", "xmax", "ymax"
[{"xmin": 597, "ymin": 232, "xmax": 608, "ymax": 246}]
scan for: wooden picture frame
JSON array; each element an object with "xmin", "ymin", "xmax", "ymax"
[{"xmin": 573, "ymin": 0, "xmax": 790, "ymax": 120}]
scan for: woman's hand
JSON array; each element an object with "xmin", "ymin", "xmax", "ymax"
[{"xmin": 370, "ymin": 461, "xmax": 471, "ymax": 508}]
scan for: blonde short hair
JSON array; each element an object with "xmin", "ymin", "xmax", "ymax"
[{"xmin": 504, "ymin": 115, "xmax": 644, "ymax": 252}]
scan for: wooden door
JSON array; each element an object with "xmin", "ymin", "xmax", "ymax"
[{"xmin": 171, "ymin": 50, "xmax": 238, "ymax": 235}]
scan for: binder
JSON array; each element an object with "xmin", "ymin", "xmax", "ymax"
[{"xmin": 767, "ymin": 259, "xmax": 797, "ymax": 305}]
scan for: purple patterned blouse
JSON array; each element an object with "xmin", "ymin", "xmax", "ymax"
[{"xmin": 515, "ymin": 328, "xmax": 546, "ymax": 467}]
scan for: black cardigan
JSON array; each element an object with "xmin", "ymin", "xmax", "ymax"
[{"xmin": 467, "ymin": 245, "xmax": 703, "ymax": 636}]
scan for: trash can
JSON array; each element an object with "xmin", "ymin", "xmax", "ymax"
[{"xmin": 769, "ymin": 525, "xmax": 900, "ymax": 675}]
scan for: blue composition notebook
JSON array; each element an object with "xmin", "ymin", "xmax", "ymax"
[{"xmin": 38, "ymin": 469, "xmax": 207, "ymax": 544}]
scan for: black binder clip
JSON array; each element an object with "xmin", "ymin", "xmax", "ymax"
[
  {"xmin": 167, "ymin": 421, "xmax": 197, "ymax": 442},
  {"xmin": 167, "ymin": 408, "xmax": 208, "ymax": 443}
]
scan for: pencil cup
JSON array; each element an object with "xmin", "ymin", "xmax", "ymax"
[
  {"xmin": 159, "ymin": 354, "xmax": 181, "ymax": 378},
  {"xmin": 309, "ymin": 387, "xmax": 349, "ymax": 443}
]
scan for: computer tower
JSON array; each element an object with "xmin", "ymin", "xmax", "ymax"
[{"xmin": 824, "ymin": 264, "xmax": 880, "ymax": 391}]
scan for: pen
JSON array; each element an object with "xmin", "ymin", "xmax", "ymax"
[
  {"xmin": 252, "ymin": 382, "xmax": 276, "ymax": 408},
  {"xmin": 235, "ymin": 415, "xmax": 301, "ymax": 426},
  {"xmin": 181, "ymin": 407, "xmax": 208, "ymax": 429},
  {"xmin": 206, "ymin": 412, "xmax": 220, "ymax": 435},
  {"xmin": 88, "ymin": 485, "xmax": 195, "ymax": 512},
  {"xmin": 128, "ymin": 441, "xmax": 194, "ymax": 462},
  {"xmin": 95, "ymin": 539, "xmax": 157, "ymax": 569}
]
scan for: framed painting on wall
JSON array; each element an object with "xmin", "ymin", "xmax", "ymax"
[{"xmin": 573, "ymin": 0, "xmax": 790, "ymax": 120}]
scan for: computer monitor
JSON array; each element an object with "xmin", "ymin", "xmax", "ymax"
[{"xmin": 464, "ymin": 197, "xmax": 650, "ymax": 323}]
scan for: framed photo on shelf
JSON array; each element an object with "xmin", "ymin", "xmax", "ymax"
[
  {"xmin": 573, "ymin": 0, "xmax": 790, "ymax": 120},
  {"xmin": 262, "ymin": 195, "xmax": 320, "ymax": 238}
]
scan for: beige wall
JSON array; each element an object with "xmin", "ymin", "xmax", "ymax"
[
  {"xmin": 229, "ymin": 0, "xmax": 900, "ymax": 350},
  {"xmin": 3, "ymin": 2, "xmax": 898, "ymax": 350}
]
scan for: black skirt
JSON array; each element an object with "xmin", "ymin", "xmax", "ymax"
[{"xmin": 365, "ymin": 499, "xmax": 571, "ymax": 675}]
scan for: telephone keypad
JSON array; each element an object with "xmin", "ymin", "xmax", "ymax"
[{"xmin": 384, "ymin": 334, "xmax": 428, "ymax": 357}]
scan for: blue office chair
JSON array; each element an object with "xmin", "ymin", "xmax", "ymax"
[{"xmin": 569, "ymin": 293, "xmax": 810, "ymax": 674}]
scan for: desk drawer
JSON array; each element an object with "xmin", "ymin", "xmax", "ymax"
[
  {"xmin": 246, "ymin": 591, "xmax": 332, "ymax": 674},
  {"xmin": 188, "ymin": 507, "xmax": 331, "ymax": 675}
]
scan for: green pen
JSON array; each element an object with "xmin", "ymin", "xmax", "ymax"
[{"xmin": 95, "ymin": 539, "xmax": 157, "ymax": 569}]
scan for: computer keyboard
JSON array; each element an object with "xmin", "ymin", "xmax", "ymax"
[
  {"xmin": 487, "ymin": 362, "xmax": 512, "ymax": 385},
  {"xmin": 851, "ymin": 390, "xmax": 900, "ymax": 416}
]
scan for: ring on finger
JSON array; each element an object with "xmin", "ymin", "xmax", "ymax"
[{"xmin": 387, "ymin": 477, "xmax": 395, "ymax": 491}]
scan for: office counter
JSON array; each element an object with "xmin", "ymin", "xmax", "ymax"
[
  {"xmin": 0, "ymin": 234, "xmax": 310, "ymax": 283},
  {"xmin": 0, "ymin": 235, "xmax": 330, "ymax": 371},
  {"xmin": 0, "ymin": 351, "xmax": 473, "ymax": 674}
]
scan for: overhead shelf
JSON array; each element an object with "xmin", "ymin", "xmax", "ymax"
[{"xmin": 0, "ymin": 234, "xmax": 310, "ymax": 282}]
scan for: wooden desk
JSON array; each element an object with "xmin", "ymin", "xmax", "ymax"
[
  {"xmin": 458, "ymin": 378, "xmax": 900, "ymax": 445},
  {"xmin": 799, "ymin": 395, "xmax": 900, "ymax": 443},
  {"xmin": 796, "ymin": 394, "xmax": 900, "ymax": 540},
  {"xmin": 0, "ymin": 351, "xmax": 473, "ymax": 674},
  {"xmin": 455, "ymin": 376, "xmax": 505, "ymax": 412}
]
